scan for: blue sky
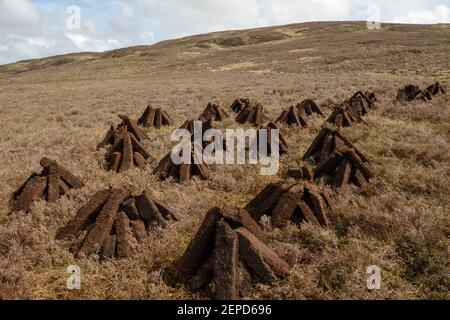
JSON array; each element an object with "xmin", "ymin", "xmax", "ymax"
[{"xmin": 0, "ymin": 0, "xmax": 449, "ymax": 64}]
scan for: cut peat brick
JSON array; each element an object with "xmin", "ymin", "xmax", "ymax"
[
  {"xmin": 245, "ymin": 181, "xmax": 333, "ymax": 228},
  {"xmin": 198, "ymin": 102, "xmax": 229, "ymax": 122},
  {"xmin": 11, "ymin": 158, "xmax": 84, "ymax": 213},
  {"xmin": 296, "ymin": 99, "xmax": 323, "ymax": 116},
  {"xmin": 170, "ymin": 206, "xmax": 289, "ymax": 300},
  {"xmin": 138, "ymin": 105, "xmax": 174, "ymax": 128},
  {"xmin": 56, "ymin": 189, "xmax": 178, "ymax": 260},
  {"xmin": 276, "ymin": 106, "xmax": 308, "ymax": 127},
  {"xmin": 235, "ymin": 103, "xmax": 270, "ymax": 126}
]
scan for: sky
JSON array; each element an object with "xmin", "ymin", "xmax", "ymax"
[{"xmin": 0, "ymin": 0, "xmax": 449, "ymax": 65}]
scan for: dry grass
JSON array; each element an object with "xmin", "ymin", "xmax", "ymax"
[{"xmin": 0, "ymin": 21, "xmax": 448, "ymax": 300}]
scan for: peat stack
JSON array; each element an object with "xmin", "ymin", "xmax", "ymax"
[
  {"xmin": 312, "ymin": 145, "xmax": 375, "ymax": 187},
  {"xmin": 98, "ymin": 115, "xmax": 149, "ymax": 149},
  {"xmin": 326, "ymin": 104, "xmax": 364, "ymax": 128},
  {"xmin": 56, "ymin": 189, "xmax": 178, "ymax": 259},
  {"xmin": 153, "ymin": 143, "xmax": 210, "ymax": 184},
  {"xmin": 170, "ymin": 206, "xmax": 290, "ymax": 299},
  {"xmin": 296, "ymin": 99, "xmax": 323, "ymax": 116},
  {"xmin": 245, "ymin": 181, "xmax": 333, "ymax": 228},
  {"xmin": 425, "ymin": 82, "xmax": 446, "ymax": 97},
  {"xmin": 255, "ymin": 122, "xmax": 288, "ymax": 155},
  {"xmin": 396, "ymin": 85, "xmax": 431, "ymax": 103},
  {"xmin": 230, "ymin": 98, "xmax": 250, "ymax": 113},
  {"xmin": 104, "ymin": 126, "xmax": 152, "ymax": 173},
  {"xmin": 348, "ymin": 91, "xmax": 375, "ymax": 117},
  {"xmin": 180, "ymin": 118, "xmax": 213, "ymax": 135},
  {"xmin": 137, "ymin": 106, "xmax": 174, "ymax": 128},
  {"xmin": 235, "ymin": 103, "xmax": 270, "ymax": 126},
  {"xmin": 286, "ymin": 166, "xmax": 313, "ymax": 181},
  {"xmin": 302, "ymin": 127, "xmax": 368, "ymax": 165},
  {"xmin": 11, "ymin": 158, "xmax": 84, "ymax": 212},
  {"xmin": 198, "ymin": 103, "xmax": 229, "ymax": 122},
  {"xmin": 276, "ymin": 106, "xmax": 308, "ymax": 127}
]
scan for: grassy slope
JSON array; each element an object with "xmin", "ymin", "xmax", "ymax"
[{"xmin": 0, "ymin": 21, "xmax": 448, "ymax": 299}]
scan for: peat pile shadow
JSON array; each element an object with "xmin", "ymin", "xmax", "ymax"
[
  {"xmin": 11, "ymin": 158, "xmax": 84, "ymax": 212},
  {"xmin": 198, "ymin": 102, "xmax": 229, "ymax": 122},
  {"xmin": 56, "ymin": 189, "xmax": 178, "ymax": 259},
  {"xmin": 235, "ymin": 103, "xmax": 270, "ymax": 126},
  {"xmin": 303, "ymin": 127, "xmax": 375, "ymax": 187},
  {"xmin": 245, "ymin": 181, "xmax": 333, "ymax": 228},
  {"xmin": 138, "ymin": 106, "xmax": 174, "ymax": 128},
  {"xmin": 276, "ymin": 106, "xmax": 308, "ymax": 127},
  {"xmin": 396, "ymin": 82, "xmax": 445, "ymax": 103},
  {"xmin": 169, "ymin": 206, "xmax": 290, "ymax": 299}
]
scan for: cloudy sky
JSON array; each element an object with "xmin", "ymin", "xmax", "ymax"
[{"xmin": 0, "ymin": 0, "xmax": 449, "ymax": 64}]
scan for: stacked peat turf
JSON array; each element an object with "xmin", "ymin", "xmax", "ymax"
[
  {"xmin": 153, "ymin": 142, "xmax": 210, "ymax": 184},
  {"xmin": 137, "ymin": 106, "xmax": 174, "ymax": 128},
  {"xmin": 56, "ymin": 189, "xmax": 178, "ymax": 259},
  {"xmin": 170, "ymin": 206, "xmax": 290, "ymax": 300},
  {"xmin": 296, "ymin": 99, "xmax": 323, "ymax": 116},
  {"xmin": 180, "ymin": 118, "xmax": 213, "ymax": 135},
  {"xmin": 230, "ymin": 98, "xmax": 251, "ymax": 113},
  {"xmin": 425, "ymin": 82, "xmax": 446, "ymax": 97},
  {"xmin": 286, "ymin": 166, "xmax": 313, "ymax": 181},
  {"xmin": 198, "ymin": 103, "xmax": 229, "ymax": 122},
  {"xmin": 276, "ymin": 106, "xmax": 308, "ymax": 127},
  {"xmin": 98, "ymin": 115, "xmax": 149, "ymax": 149},
  {"xmin": 302, "ymin": 127, "xmax": 367, "ymax": 165},
  {"xmin": 255, "ymin": 122, "xmax": 289, "ymax": 155},
  {"xmin": 103, "ymin": 126, "xmax": 152, "ymax": 173},
  {"xmin": 302, "ymin": 128, "xmax": 375, "ymax": 187},
  {"xmin": 326, "ymin": 104, "xmax": 364, "ymax": 128},
  {"xmin": 348, "ymin": 91, "xmax": 375, "ymax": 117},
  {"xmin": 235, "ymin": 103, "xmax": 270, "ymax": 126},
  {"xmin": 312, "ymin": 145, "xmax": 375, "ymax": 187},
  {"xmin": 245, "ymin": 181, "xmax": 333, "ymax": 228},
  {"xmin": 11, "ymin": 158, "xmax": 84, "ymax": 212},
  {"xmin": 396, "ymin": 85, "xmax": 431, "ymax": 103}
]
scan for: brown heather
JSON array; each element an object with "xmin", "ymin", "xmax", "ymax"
[{"xmin": 0, "ymin": 21, "xmax": 448, "ymax": 300}]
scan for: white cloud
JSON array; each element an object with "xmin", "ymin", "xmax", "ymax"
[
  {"xmin": 0, "ymin": 0, "xmax": 449, "ymax": 65},
  {"xmin": 0, "ymin": 0, "xmax": 40, "ymax": 28},
  {"xmin": 393, "ymin": 5, "xmax": 450, "ymax": 24},
  {"xmin": 64, "ymin": 33, "xmax": 121, "ymax": 52}
]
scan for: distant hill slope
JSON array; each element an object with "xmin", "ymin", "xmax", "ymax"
[{"xmin": 0, "ymin": 21, "xmax": 449, "ymax": 82}]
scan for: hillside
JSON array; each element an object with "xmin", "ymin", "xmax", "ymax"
[{"xmin": 0, "ymin": 21, "xmax": 448, "ymax": 300}]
